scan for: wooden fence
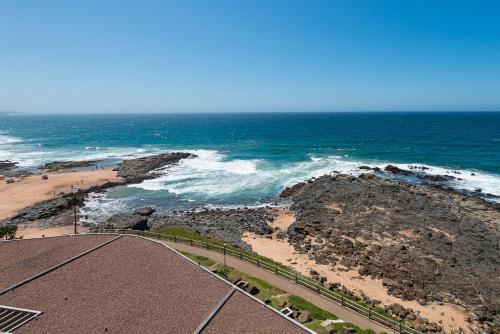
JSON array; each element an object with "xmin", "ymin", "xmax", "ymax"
[{"xmin": 101, "ymin": 229, "xmax": 422, "ymax": 334}]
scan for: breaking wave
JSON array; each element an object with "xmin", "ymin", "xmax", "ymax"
[{"xmin": 130, "ymin": 150, "xmax": 500, "ymax": 204}]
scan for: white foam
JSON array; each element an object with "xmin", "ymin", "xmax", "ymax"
[
  {"xmin": 0, "ymin": 134, "xmax": 22, "ymax": 144},
  {"xmin": 130, "ymin": 151, "xmax": 500, "ymax": 204},
  {"xmin": 79, "ymin": 192, "xmax": 128, "ymax": 223},
  {"xmin": 368, "ymin": 162, "xmax": 500, "ymax": 201}
]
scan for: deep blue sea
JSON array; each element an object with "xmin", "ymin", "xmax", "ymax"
[{"xmin": 1, "ymin": 112, "xmax": 499, "ymax": 220}]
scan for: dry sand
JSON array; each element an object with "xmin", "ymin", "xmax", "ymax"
[
  {"xmin": 15, "ymin": 224, "xmax": 90, "ymax": 238},
  {"xmin": 0, "ymin": 169, "xmax": 122, "ymax": 220},
  {"xmin": 242, "ymin": 210, "xmax": 471, "ymax": 333}
]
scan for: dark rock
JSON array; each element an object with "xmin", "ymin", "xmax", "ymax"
[
  {"xmin": 117, "ymin": 152, "xmax": 196, "ymax": 182},
  {"xmin": 280, "ymin": 182, "xmax": 306, "ymax": 198},
  {"xmin": 133, "ymin": 207, "xmax": 156, "ymax": 216},
  {"xmin": 245, "ymin": 285, "xmax": 260, "ymax": 295},
  {"xmin": 283, "ymin": 173, "xmax": 500, "ymax": 327},
  {"xmin": 150, "ymin": 207, "xmax": 275, "ymax": 249},
  {"xmin": 276, "ymin": 230, "xmax": 287, "ymax": 239},
  {"xmin": 41, "ymin": 159, "xmax": 101, "ymax": 172},
  {"xmin": 105, "ymin": 213, "xmax": 148, "ymax": 230},
  {"xmin": 385, "ymin": 165, "xmax": 414, "ymax": 176},
  {"xmin": 417, "ymin": 174, "xmax": 456, "ymax": 182}
]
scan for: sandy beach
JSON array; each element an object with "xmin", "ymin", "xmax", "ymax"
[
  {"xmin": 242, "ymin": 209, "xmax": 471, "ymax": 333},
  {"xmin": 0, "ymin": 169, "xmax": 122, "ymax": 221}
]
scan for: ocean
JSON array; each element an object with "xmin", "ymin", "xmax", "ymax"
[{"xmin": 1, "ymin": 112, "xmax": 499, "ymax": 220}]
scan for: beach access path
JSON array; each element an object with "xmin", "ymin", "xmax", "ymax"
[{"xmin": 163, "ymin": 240, "xmax": 389, "ymax": 334}]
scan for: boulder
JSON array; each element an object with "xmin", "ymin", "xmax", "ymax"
[
  {"xmin": 297, "ymin": 311, "xmax": 311, "ymax": 323},
  {"xmin": 105, "ymin": 213, "xmax": 148, "ymax": 230},
  {"xmin": 134, "ymin": 207, "xmax": 156, "ymax": 216},
  {"xmin": 384, "ymin": 165, "xmax": 414, "ymax": 176}
]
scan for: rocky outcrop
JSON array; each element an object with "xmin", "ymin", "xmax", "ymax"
[
  {"xmin": 0, "ymin": 160, "xmax": 30, "ymax": 177},
  {"xmin": 117, "ymin": 152, "xmax": 195, "ymax": 182},
  {"xmin": 134, "ymin": 207, "xmax": 156, "ymax": 216},
  {"xmin": 384, "ymin": 164, "xmax": 414, "ymax": 176},
  {"xmin": 283, "ymin": 173, "xmax": 500, "ymax": 329},
  {"xmin": 1, "ymin": 181, "xmax": 122, "ymax": 226},
  {"xmin": 104, "ymin": 213, "xmax": 148, "ymax": 230},
  {"xmin": 41, "ymin": 159, "xmax": 102, "ymax": 172},
  {"xmin": 149, "ymin": 208, "xmax": 275, "ymax": 249}
]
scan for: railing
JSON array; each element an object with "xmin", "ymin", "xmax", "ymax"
[{"xmin": 100, "ymin": 229, "xmax": 422, "ymax": 334}]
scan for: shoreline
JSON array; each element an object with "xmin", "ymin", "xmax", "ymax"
[{"xmin": 0, "ymin": 169, "xmax": 123, "ymax": 221}]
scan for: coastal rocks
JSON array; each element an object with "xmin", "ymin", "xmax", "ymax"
[
  {"xmin": 384, "ymin": 164, "xmax": 414, "ymax": 176},
  {"xmin": 105, "ymin": 213, "xmax": 148, "ymax": 230},
  {"xmin": 280, "ymin": 182, "xmax": 306, "ymax": 198},
  {"xmin": 151, "ymin": 208, "xmax": 275, "ymax": 249},
  {"xmin": 0, "ymin": 160, "xmax": 17, "ymax": 170},
  {"xmin": 1, "ymin": 181, "xmax": 122, "ymax": 225},
  {"xmin": 282, "ymin": 173, "xmax": 500, "ymax": 329},
  {"xmin": 117, "ymin": 152, "xmax": 195, "ymax": 182},
  {"xmin": 1, "ymin": 196, "xmax": 75, "ymax": 226},
  {"xmin": 0, "ymin": 160, "xmax": 30, "ymax": 177},
  {"xmin": 134, "ymin": 207, "xmax": 156, "ymax": 216},
  {"xmin": 41, "ymin": 159, "xmax": 102, "ymax": 172}
]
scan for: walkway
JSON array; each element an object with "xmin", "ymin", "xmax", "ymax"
[{"xmin": 164, "ymin": 240, "xmax": 389, "ymax": 334}]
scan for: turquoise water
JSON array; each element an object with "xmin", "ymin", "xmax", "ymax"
[{"xmin": 1, "ymin": 112, "xmax": 499, "ymax": 219}]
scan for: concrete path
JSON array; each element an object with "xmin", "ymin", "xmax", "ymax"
[{"xmin": 164, "ymin": 240, "xmax": 390, "ymax": 334}]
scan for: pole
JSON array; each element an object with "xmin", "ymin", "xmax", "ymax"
[
  {"xmin": 223, "ymin": 246, "xmax": 226, "ymax": 266},
  {"xmin": 73, "ymin": 205, "xmax": 77, "ymax": 234}
]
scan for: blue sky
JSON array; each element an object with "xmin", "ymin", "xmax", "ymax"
[{"xmin": 1, "ymin": 0, "xmax": 499, "ymax": 113}]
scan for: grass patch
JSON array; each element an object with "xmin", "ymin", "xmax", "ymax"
[
  {"xmin": 288, "ymin": 295, "xmax": 337, "ymax": 320},
  {"xmin": 137, "ymin": 229, "xmax": 396, "ymax": 332},
  {"xmin": 180, "ymin": 252, "xmax": 216, "ymax": 267},
  {"xmin": 180, "ymin": 250, "xmax": 380, "ymax": 334}
]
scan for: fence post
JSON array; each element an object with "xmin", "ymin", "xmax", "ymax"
[
  {"xmin": 190, "ymin": 239, "xmax": 193, "ymax": 246},
  {"xmin": 341, "ymin": 296, "xmax": 344, "ymax": 306},
  {"xmin": 223, "ymin": 246, "xmax": 226, "ymax": 266},
  {"xmin": 206, "ymin": 242, "xmax": 209, "ymax": 250},
  {"xmin": 174, "ymin": 235, "xmax": 177, "ymax": 243},
  {"xmin": 295, "ymin": 273, "xmax": 298, "ymax": 283},
  {"xmin": 275, "ymin": 266, "xmax": 278, "ymax": 274},
  {"xmin": 257, "ymin": 259, "xmax": 260, "ymax": 267},
  {"xmin": 368, "ymin": 307, "xmax": 371, "ymax": 319}
]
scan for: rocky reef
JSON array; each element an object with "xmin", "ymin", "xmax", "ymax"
[
  {"xmin": 281, "ymin": 173, "xmax": 500, "ymax": 331},
  {"xmin": 41, "ymin": 159, "xmax": 102, "ymax": 172},
  {"xmin": 116, "ymin": 152, "xmax": 196, "ymax": 182},
  {"xmin": 98, "ymin": 207, "xmax": 274, "ymax": 249}
]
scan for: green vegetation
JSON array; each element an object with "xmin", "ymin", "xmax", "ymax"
[
  {"xmin": 180, "ymin": 250, "xmax": 380, "ymax": 334},
  {"xmin": 288, "ymin": 295, "xmax": 337, "ymax": 320},
  {"xmin": 180, "ymin": 252, "xmax": 216, "ymax": 267},
  {"xmin": 154, "ymin": 227, "xmax": 288, "ymax": 269},
  {"xmin": 0, "ymin": 225, "xmax": 17, "ymax": 240},
  {"xmin": 141, "ymin": 228, "xmax": 400, "ymax": 331}
]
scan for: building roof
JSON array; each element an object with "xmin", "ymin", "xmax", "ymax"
[{"xmin": 0, "ymin": 234, "xmax": 311, "ymax": 334}]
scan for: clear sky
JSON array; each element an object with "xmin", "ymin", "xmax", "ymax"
[{"xmin": 1, "ymin": 0, "xmax": 499, "ymax": 113}]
